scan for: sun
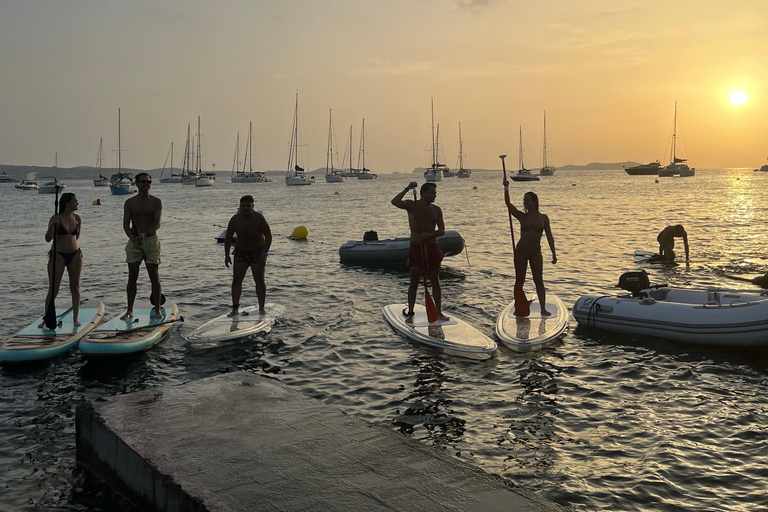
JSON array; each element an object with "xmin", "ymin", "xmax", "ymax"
[{"xmin": 729, "ymin": 90, "xmax": 748, "ymax": 106}]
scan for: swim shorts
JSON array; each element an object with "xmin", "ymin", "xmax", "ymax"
[
  {"xmin": 233, "ymin": 246, "xmax": 266, "ymax": 265},
  {"xmin": 408, "ymin": 244, "xmax": 444, "ymax": 270},
  {"xmin": 125, "ymin": 235, "xmax": 161, "ymax": 265}
]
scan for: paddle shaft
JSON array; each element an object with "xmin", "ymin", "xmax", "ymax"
[
  {"xmin": 412, "ymin": 188, "xmax": 438, "ymax": 322},
  {"xmin": 42, "ymin": 186, "xmax": 60, "ymax": 329},
  {"xmin": 95, "ymin": 316, "xmax": 184, "ymax": 335},
  {"xmin": 500, "ymin": 155, "xmax": 530, "ymax": 317}
]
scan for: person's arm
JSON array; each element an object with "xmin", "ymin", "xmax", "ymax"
[
  {"xmin": 75, "ymin": 215, "xmax": 81, "ymax": 241},
  {"xmin": 224, "ymin": 218, "xmax": 235, "ymax": 268},
  {"xmin": 502, "ymin": 179, "xmax": 523, "ymax": 219},
  {"xmin": 544, "ymin": 215, "xmax": 557, "ymax": 264},
  {"xmin": 44, "ymin": 215, "xmax": 58, "ymax": 243},
  {"xmin": 391, "ymin": 181, "xmax": 418, "ymax": 209},
  {"xmin": 260, "ymin": 215, "xmax": 272, "ymax": 261},
  {"xmin": 123, "ymin": 200, "xmax": 141, "ymax": 247},
  {"xmin": 145, "ymin": 198, "xmax": 162, "ymax": 237},
  {"xmin": 682, "ymin": 232, "xmax": 689, "ymax": 262}
]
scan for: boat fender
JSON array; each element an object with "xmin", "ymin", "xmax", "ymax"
[
  {"xmin": 363, "ymin": 230, "xmax": 378, "ymax": 241},
  {"xmin": 640, "ymin": 298, "xmax": 656, "ymax": 305}
]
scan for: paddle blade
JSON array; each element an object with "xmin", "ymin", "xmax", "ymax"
[
  {"xmin": 424, "ymin": 288, "xmax": 439, "ymax": 323},
  {"xmin": 42, "ymin": 300, "xmax": 57, "ymax": 330},
  {"xmin": 514, "ymin": 288, "xmax": 530, "ymax": 317}
]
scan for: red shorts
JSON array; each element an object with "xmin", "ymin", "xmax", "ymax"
[{"xmin": 408, "ymin": 244, "xmax": 444, "ymax": 270}]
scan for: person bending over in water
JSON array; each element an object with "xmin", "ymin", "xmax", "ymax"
[
  {"xmin": 502, "ymin": 182, "xmax": 557, "ymax": 315},
  {"xmin": 657, "ymin": 224, "xmax": 689, "ymax": 262},
  {"xmin": 225, "ymin": 195, "xmax": 272, "ymax": 317},
  {"xmin": 122, "ymin": 172, "xmax": 163, "ymax": 319},
  {"xmin": 391, "ymin": 181, "xmax": 450, "ymax": 323},
  {"xmin": 41, "ymin": 193, "xmax": 83, "ymax": 327}
]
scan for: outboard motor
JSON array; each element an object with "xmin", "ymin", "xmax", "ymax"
[
  {"xmin": 617, "ymin": 270, "xmax": 650, "ymax": 297},
  {"xmin": 363, "ymin": 230, "xmax": 378, "ymax": 241}
]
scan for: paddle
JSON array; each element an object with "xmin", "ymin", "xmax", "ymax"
[
  {"xmin": 500, "ymin": 155, "xmax": 530, "ymax": 317},
  {"xmin": 412, "ymin": 188, "xmax": 439, "ymax": 323},
  {"xmin": 42, "ymin": 185, "xmax": 61, "ymax": 329},
  {"xmin": 91, "ymin": 316, "xmax": 184, "ymax": 337}
]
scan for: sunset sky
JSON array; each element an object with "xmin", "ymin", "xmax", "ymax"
[{"xmin": 1, "ymin": 0, "xmax": 766, "ymax": 172}]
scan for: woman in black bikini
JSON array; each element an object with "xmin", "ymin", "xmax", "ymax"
[
  {"xmin": 502, "ymin": 183, "xmax": 557, "ymax": 315},
  {"xmin": 41, "ymin": 193, "xmax": 83, "ymax": 326}
]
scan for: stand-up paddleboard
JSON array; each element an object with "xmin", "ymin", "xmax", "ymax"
[
  {"xmin": 634, "ymin": 250, "xmax": 675, "ymax": 264},
  {"xmin": 0, "ymin": 299, "xmax": 105, "ymax": 363},
  {"xmin": 80, "ymin": 302, "xmax": 179, "ymax": 356},
  {"xmin": 382, "ymin": 304, "xmax": 497, "ymax": 360},
  {"xmin": 495, "ymin": 293, "xmax": 568, "ymax": 352},
  {"xmin": 185, "ymin": 303, "xmax": 285, "ymax": 345}
]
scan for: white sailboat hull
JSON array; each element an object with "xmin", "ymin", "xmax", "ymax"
[
  {"xmin": 325, "ymin": 174, "xmax": 345, "ymax": 183},
  {"xmin": 286, "ymin": 175, "xmax": 313, "ymax": 186}
]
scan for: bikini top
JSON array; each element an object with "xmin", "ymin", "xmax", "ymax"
[
  {"xmin": 521, "ymin": 223, "xmax": 544, "ymax": 234},
  {"xmin": 57, "ymin": 221, "xmax": 80, "ymax": 236}
]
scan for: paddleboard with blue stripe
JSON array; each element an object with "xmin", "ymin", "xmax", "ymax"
[
  {"xmin": 0, "ymin": 299, "xmax": 105, "ymax": 362},
  {"xmin": 80, "ymin": 302, "xmax": 178, "ymax": 356}
]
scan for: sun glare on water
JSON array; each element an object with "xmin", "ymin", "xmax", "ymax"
[{"xmin": 729, "ymin": 90, "xmax": 748, "ymax": 106}]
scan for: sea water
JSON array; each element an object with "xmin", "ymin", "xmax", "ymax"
[{"xmin": 1, "ymin": 170, "xmax": 767, "ymax": 511}]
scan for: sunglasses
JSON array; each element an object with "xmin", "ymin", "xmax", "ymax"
[{"xmin": 138, "ymin": 180, "xmax": 152, "ymax": 184}]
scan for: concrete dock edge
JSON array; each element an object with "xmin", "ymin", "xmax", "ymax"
[{"xmin": 76, "ymin": 372, "xmax": 565, "ymax": 511}]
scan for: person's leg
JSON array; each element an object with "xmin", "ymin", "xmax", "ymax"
[
  {"xmin": 146, "ymin": 264, "xmax": 162, "ymax": 317},
  {"xmin": 121, "ymin": 262, "xmax": 141, "ymax": 320},
  {"xmin": 229, "ymin": 261, "xmax": 249, "ymax": 316},
  {"xmin": 406, "ymin": 267, "xmax": 421, "ymax": 323},
  {"xmin": 429, "ymin": 264, "xmax": 449, "ymax": 321},
  {"xmin": 67, "ymin": 251, "xmax": 83, "ymax": 325},
  {"xmin": 529, "ymin": 251, "xmax": 549, "ymax": 315},
  {"xmin": 40, "ymin": 254, "xmax": 66, "ymax": 327},
  {"xmin": 252, "ymin": 261, "xmax": 266, "ymax": 314},
  {"xmin": 513, "ymin": 250, "xmax": 528, "ymax": 298}
]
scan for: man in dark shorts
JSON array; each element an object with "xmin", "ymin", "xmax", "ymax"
[
  {"xmin": 657, "ymin": 224, "xmax": 689, "ymax": 262},
  {"xmin": 225, "ymin": 195, "xmax": 272, "ymax": 316},
  {"xmin": 391, "ymin": 181, "xmax": 449, "ymax": 323},
  {"xmin": 122, "ymin": 172, "xmax": 163, "ymax": 319}
]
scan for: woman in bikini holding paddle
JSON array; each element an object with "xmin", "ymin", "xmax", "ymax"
[
  {"xmin": 40, "ymin": 193, "xmax": 83, "ymax": 326},
  {"xmin": 502, "ymin": 181, "xmax": 557, "ymax": 315}
]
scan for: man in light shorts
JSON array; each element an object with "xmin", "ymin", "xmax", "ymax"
[{"xmin": 122, "ymin": 172, "xmax": 163, "ymax": 319}]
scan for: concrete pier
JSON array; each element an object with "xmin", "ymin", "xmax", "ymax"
[{"xmin": 76, "ymin": 372, "xmax": 563, "ymax": 511}]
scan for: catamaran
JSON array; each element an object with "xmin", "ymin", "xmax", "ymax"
[
  {"xmin": 539, "ymin": 111, "xmax": 556, "ymax": 176},
  {"xmin": 424, "ymin": 99, "xmax": 444, "ymax": 182},
  {"xmin": 456, "ymin": 123, "xmax": 471, "ymax": 178},
  {"xmin": 325, "ymin": 110, "xmax": 345, "ymax": 183},
  {"xmin": 511, "ymin": 127, "xmax": 540, "ymax": 182},
  {"xmin": 110, "ymin": 109, "xmax": 137, "ymax": 195},
  {"xmin": 285, "ymin": 93, "xmax": 313, "ymax": 186},
  {"xmin": 93, "ymin": 138, "xmax": 109, "ymax": 186},
  {"xmin": 659, "ymin": 102, "xmax": 694, "ymax": 177}
]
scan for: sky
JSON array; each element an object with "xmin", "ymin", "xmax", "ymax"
[{"xmin": 1, "ymin": 0, "xmax": 766, "ymax": 172}]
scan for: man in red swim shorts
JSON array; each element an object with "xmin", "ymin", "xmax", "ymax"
[{"xmin": 391, "ymin": 181, "xmax": 449, "ymax": 323}]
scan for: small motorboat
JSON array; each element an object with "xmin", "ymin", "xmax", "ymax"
[
  {"xmin": 15, "ymin": 180, "xmax": 38, "ymax": 190},
  {"xmin": 573, "ymin": 271, "xmax": 768, "ymax": 347},
  {"xmin": 339, "ymin": 230, "xmax": 465, "ymax": 265},
  {"xmin": 38, "ymin": 178, "xmax": 66, "ymax": 194}
]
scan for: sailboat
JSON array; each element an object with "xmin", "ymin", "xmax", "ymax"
[
  {"xmin": 93, "ymin": 138, "xmax": 109, "ymax": 186},
  {"xmin": 194, "ymin": 116, "xmax": 215, "ymax": 186},
  {"xmin": 539, "ymin": 111, "xmax": 556, "ymax": 176},
  {"xmin": 424, "ymin": 99, "xmax": 444, "ymax": 182},
  {"xmin": 110, "ymin": 109, "xmax": 137, "ymax": 195},
  {"xmin": 241, "ymin": 122, "xmax": 269, "ymax": 183},
  {"xmin": 325, "ymin": 110, "xmax": 345, "ymax": 183},
  {"xmin": 159, "ymin": 142, "xmax": 182, "ymax": 183},
  {"xmin": 659, "ymin": 102, "xmax": 695, "ymax": 177},
  {"xmin": 456, "ymin": 123, "xmax": 471, "ymax": 178},
  {"xmin": 356, "ymin": 119, "xmax": 376, "ymax": 179},
  {"xmin": 230, "ymin": 132, "xmax": 244, "ymax": 182},
  {"xmin": 343, "ymin": 126, "xmax": 358, "ymax": 177},
  {"xmin": 181, "ymin": 124, "xmax": 196, "ymax": 185},
  {"xmin": 285, "ymin": 93, "xmax": 313, "ymax": 186},
  {"xmin": 40, "ymin": 153, "xmax": 66, "ymax": 194},
  {"xmin": 511, "ymin": 127, "xmax": 540, "ymax": 182}
]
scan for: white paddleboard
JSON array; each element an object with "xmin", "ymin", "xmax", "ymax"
[
  {"xmin": 382, "ymin": 304, "xmax": 497, "ymax": 360},
  {"xmin": 634, "ymin": 250, "xmax": 675, "ymax": 264},
  {"xmin": 185, "ymin": 303, "xmax": 284, "ymax": 344},
  {"xmin": 495, "ymin": 293, "xmax": 568, "ymax": 352}
]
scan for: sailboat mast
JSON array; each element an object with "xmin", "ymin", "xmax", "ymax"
[
  {"xmin": 170, "ymin": 142, "xmax": 173, "ymax": 173},
  {"xmin": 197, "ymin": 116, "xmax": 202, "ymax": 173},
  {"xmin": 518, "ymin": 126, "xmax": 524, "ymax": 170},
  {"xmin": 326, "ymin": 109, "xmax": 332, "ymax": 175},
  {"xmin": 542, "ymin": 111, "xmax": 548, "ymax": 169},
  {"xmin": 360, "ymin": 119, "xmax": 366, "ymax": 171},
  {"xmin": 97, "ymin": 138, "xmax": 103, "ymax": 168},
  {"xmin": 118, "ymin": 109, "xmax": 121, "ymax": 173},
  {"xmin": 349, "ymin": 125, "xmax": 353, "ymax": 172},
  {"xmin": 670, "ymin": 101, "xmax": 677, "ymax": 164},
  {"xmin": 249, "ymin": 121, "xmax": 253, "ymax": 174},
  {"xmin": 431, "ymin": 98, "xmax": 436, "ymax": 168},
  {"xmin": 458, "ymin": 123, "xmax": 463, "ymax": 171}
]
